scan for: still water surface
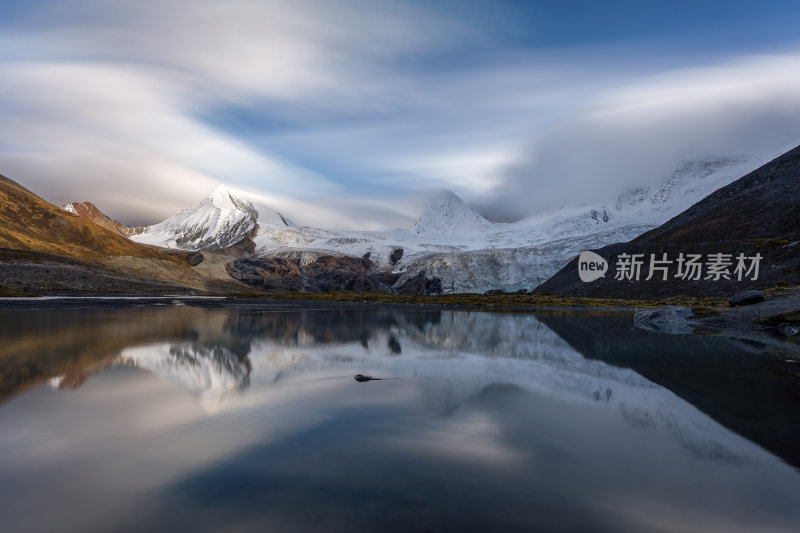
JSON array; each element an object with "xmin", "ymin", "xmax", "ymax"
[{"xmin": 0, "ymin": 303, "xmax": 799, "ymax": 532}]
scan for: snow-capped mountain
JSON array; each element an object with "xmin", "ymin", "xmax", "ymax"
[
  {"xmin": 131, "ymin": 185, "xmax": 293, "ymax": 250},
  {"xmin": 121, "ymin": 152, "xmax": 772, "ymax": 293},
  {"xmin": 395, "ymin": 155, "xmax": 768, "ymax": 292},
  {"xmin": 245, "ymin": 190, "xmax": 497, "ymax": 269},
  {"xmin": 413, "ymin": 191, "xmax": 491, "ymax": 236},
  {"xmin": 262, "ymin": 155, "xmax": 768, "ymax": 292}
]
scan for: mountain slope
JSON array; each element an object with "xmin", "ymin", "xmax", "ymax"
[
  {"xmin": 534, "ymin": 144, "xmax": 800, "ymax": 297},
  {"xmin": 0, "ymin": 174, "xmax": 169, "ymax": 261},
  {"xmin": 131, "ymin": 185, "xmax": 293, "ymax": 250},
  {"xmin": 61, "ymin": 201, "xmax": 141, "ymax": 237},
  {"xmin": 632, "ymin": 152, "xmax": 799, "ymax": 245},
  {"xmin": 0, "ymin": 174, "xmax": 254, "ymax": 294}
]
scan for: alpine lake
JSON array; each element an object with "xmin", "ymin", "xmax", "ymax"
[{"xmin": 1, "ymin": 298, "xmax": 799, "ymax": 532}]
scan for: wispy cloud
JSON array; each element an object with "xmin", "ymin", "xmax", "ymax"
[
  {"xmin": 1, "ymin": 1, "xmax": 799, "ymax": 227},
  {"xmin": 0, "ymin": 61, "xmax": 339, "ymax": 222},
  {"xmin": 479, "ymin": 52, "xmax": 800, "ymax": 221},
  {"xmin": 0, "ymin": 0, "xmax": 481, "ymax": 225}
]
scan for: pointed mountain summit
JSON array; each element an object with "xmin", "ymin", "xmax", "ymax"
[
  {"xmin": 412, "ymin": 191, "xmax": 491, "ymax": 236},
  {"xmin": 131, "ymin": 185, "xmax": 293, "ymax": 250},
  {"xmin": 208, "ymin": 184, "xmax": 295, "ymax": 229},
  {"xmin": 207, "ymin": 184, "xmax": 242, "ymax": 212}
]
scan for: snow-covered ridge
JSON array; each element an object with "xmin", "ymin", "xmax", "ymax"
[
  {"xmin": 128, "ymin": 153, "xmax": 768, "ymax": 291},
  {"xmin": 131, "ymin": 185, "xmax": 293, "ymax": 250},
  {"xmin": 131, "ymin": 156, "xmax": 763, "ymax": 258},
  {"xmin": 257, "ymin": 155, "xmax": 765, "ymax": 275}
]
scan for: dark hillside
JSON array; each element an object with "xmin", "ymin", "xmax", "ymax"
[{"xmin": 535, "ymin": 145, "xmax": 800, "ymax": 298}]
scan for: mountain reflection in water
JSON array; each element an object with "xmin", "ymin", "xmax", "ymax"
[{"xmin": 0, "ymin": 305, "xmax": 798, "ymax": 533}]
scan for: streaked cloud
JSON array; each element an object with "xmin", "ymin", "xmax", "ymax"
[
  {"xmin": 481, "ymin": 52, "xmax": 800, "ymax": 221},
  {"xmin": 1, "ymin": 1, "xmax": 799, "ymax": 227}
]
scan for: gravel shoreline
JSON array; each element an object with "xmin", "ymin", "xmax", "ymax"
[{"xmin": 693, "ymin": 288, "xmax": 800, "ymax": 333}]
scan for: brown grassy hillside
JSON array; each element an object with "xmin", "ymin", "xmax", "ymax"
[
  {"xmin": 0, "ymin": 174, "xmax": 173, "ymax": 263},
  {"xmin": 62, "ymin": 201, "xmax": 140, "ymax": 237}
]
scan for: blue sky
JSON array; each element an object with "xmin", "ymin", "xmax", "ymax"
[{"xmin": 1, "ymin": 0, "xmax": 800, "ymax": 228}]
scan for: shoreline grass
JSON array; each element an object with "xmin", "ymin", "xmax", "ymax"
[
  {"xmin": 232, "ymin": 290, "xmax": 729, "ymax": 310},
  {"xmin": 0, "ymin": 287, "xmax": 38, "ymax": 297}
]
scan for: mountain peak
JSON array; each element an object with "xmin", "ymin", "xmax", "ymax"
[
  {"xmin": 442, "ymin": 189, "xmax": 461, "ymax": 201},
  {"xmin": 208, "ymin": 184, "xmax": 238, "ymax": 210},
  {"xmin": 59, "ymin": 201, "xmax": 137, "ymax": 237},
  {"xmin": 131, "ymin": 185, "xmax": 293, "ymax": 250},
  {"xmin": 413, "ymin": 191, "xmax": 491, "ymax": 236},
  {"xmin": 210, "ymin": 185, "xmax": 294, "ymax": 228}
]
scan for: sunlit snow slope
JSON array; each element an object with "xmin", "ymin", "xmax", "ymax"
[{"xmin": 131, "ymin": 185, "xmax": 293, "ymax": 250}]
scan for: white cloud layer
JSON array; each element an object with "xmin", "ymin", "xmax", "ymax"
[
  {"xmin": 480, "ymin": 52, "xmax": 800, "ymax": 221},
  {"xmin": 1, "ymin": 1, "xmax": 799, "ymax": 227}
]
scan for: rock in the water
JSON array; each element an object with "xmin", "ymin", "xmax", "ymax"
[
  {"xmin": 778, "ymin": 324, "xmax": 798, "ymax": 337},
  {"xmin": 634, "ymin": 306, "xmax": 695, "ymax": 334},
  {"xmin": 728, "ymin": 290, "xmax": 765, "ymax": 307}
]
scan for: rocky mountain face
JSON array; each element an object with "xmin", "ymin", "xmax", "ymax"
[
  {"xmin": 534, "ymin": 145, "xmax": 800, "ymax": 298},
  {"xmin": 226, "ymin": 254, "xmax": 439, "ymax": 294}
]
